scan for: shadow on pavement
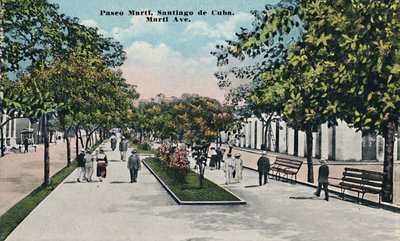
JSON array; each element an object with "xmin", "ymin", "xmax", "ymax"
[
  {"xmin": 107, "ymin": 159, "xmax": 123, "ymax": 162},
  {"xmin": 289, "ymin": 196, "xmax": 319, "ymax": 200},
  {"xmin": 109, "ymin": 181, "xmax": 131, "ymax": 184}
]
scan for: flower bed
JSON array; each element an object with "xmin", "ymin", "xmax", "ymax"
[{"xmin": 144, "ymin": 157, "xmax": 242, "ymax": 202}]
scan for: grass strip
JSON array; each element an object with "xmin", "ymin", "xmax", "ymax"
[
  {"xmin": 145, "ymin": 157, "xmax": 239, "ymax": 202},
  {"xmin": 0, "ymin": 161, "xmax": 77, "ymax": 241}
]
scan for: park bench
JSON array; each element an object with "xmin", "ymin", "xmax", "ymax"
[
  {"xmin": 270, "ymin": 157, "xmax": 303, "ymax": 183},
  {"xmin": 330, "ymin": 167, "xmax": 385, "ymax": 206}
]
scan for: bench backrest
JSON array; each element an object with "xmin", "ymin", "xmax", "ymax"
[
  {"xmin": 343, "ymin": 167, "xmax": 384, "ymax": 191},
  {"xmin": 274, "ymin": 158, "xmax": 303, "ymax": 170}
]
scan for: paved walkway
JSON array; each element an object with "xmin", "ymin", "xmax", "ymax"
[
  {"xmin": 5, "ymin": 139, "xmax": 400, "ymax": 241},
  {"xmin": 220, "ymin": 144, "xmax": 400, "ymax": 205}
]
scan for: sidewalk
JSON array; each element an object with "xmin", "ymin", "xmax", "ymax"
[
  {"xmin": 0, "ymin": 141, "xmax": 76, "ymax": 214},
  {"xmin": 221, "ymin": 144, "xmax": 400, "ymax": 206},
  {"xmin": 5, "ymin": 139, "xmax": 400, "ymax": 241}
]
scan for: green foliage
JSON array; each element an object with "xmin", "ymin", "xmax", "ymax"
[
  {"xmin": 134, "ymin": 94, "xmax": 237, "ymax": 144},
  {"xmin": 158, "ymin": 145, "xmax": 190, "ymax": 183},
  {"xmin": 138, "ymin": 142, "xmax": 151, "ymax": 151},
  {"xmin": 145, "ymin": 158, "xmax": 239, "ymax": 201}
]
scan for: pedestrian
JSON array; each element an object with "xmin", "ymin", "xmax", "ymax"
[
  {"xmin": 119, "ymin": 136, "xmax": 129, "ymax": 161},
  {"xmin": 23, "ymin": 137, "xmax": 29, "ymax": 153},
  {"xmin": 234, "ymin": 153, "xmax": 244, "ymax": 182},
  {"xmin": 110, "ymin": 134, "xmax": 117, "ymax": 151},
  {"xmin": 216, "ymin": 147, "xmax": 223, "ymax": 169},
  {"xmin": 257, "ymin": 151, "xmax": 270, "ymax": 186},
  {"xmin": 223, "ymin": 153, "xmax": 235, "ymax": 185},
  {"xmin": 228, "ymin": 140, "xmax": 234, "ymax": 154},
  {"xmin": 76, "ymin": 148, "xmax": 86, "ymax": 182},
  {"xmin": 84, "ymin": 150, "xmax": 94, "ymax": 182},
  {"xmin": 127, "ymin": 149, "xmax": 141, "ymax": 183},
  {"xmin": 208, "ymin": 147, "xmax": 217, "ymax": 170},
  {"xmin": 314, "ymin": 158, "xmax": 330, "ymax": 201},
  {"xmin": 96, "ymin": 147, "xmax": 108, "ymax": 182}
]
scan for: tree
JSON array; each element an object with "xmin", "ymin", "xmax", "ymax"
[
  {"xmin": 214, "ymin": 0, "xmax": 400, "ymax": 195},
  {"xmin": 298, "ymin": 0, "xmax": 400, "ymax": 202},
  {"xmin": 2, "ymin": 0, "xmax": 130, "ymax": 184}
]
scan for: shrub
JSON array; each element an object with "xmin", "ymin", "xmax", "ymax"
[
  {"xmin": 159, "ymin": 144, "xmax": 190, "ymax": 182},
  {"xmin": 138, "ymin": 142, "xmax": 151, "ymax": 150}
]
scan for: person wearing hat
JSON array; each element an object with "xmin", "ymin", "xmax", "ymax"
[
  {"xmin": 208, "ymin": 147, "xmax": 218, "ymax": 170},
  {"xmin": 76, "ymin": 148, "xmax": 86, "ymax": 182},
  {"xmin": 314, "ymin": 158, "xmax": 329, "ymax": 201},
  {"xmin": 96, "ymin": 147, "xmax": 108, "ymax": 182},
  {"xmin": 127, "ymin": 149, "xmax": 141, "ymax": 183},
  {"xmin": 223, "ymin": 153, "xmax": 235, "ymax": 185},
  {"xmin": 119, "ymin": 136, "xmax": 129, "ymax": 161},
  {"xmin": 84, "ymin": 149, "xmax": 94, "ymax": 182},
  {"xmin": 257, "ymin": 151, "xmax": 270, "ymax": 186},
  {"xmin": 234, "ymin": 153, "xmax": 244, "ymax": 183}
]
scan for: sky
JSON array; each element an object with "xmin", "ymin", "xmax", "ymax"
[{"xmin": 49, "ymin": 0, "xmax": 280, "ymax": 101}]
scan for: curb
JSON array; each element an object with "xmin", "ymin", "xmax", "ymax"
[
  {"xmin": 143, "ymin": 159, "xmax": 246, "ymax": 205},
  {"xmin": 244, "ymin": 166, "xmax": 400, "ymax": 213}
]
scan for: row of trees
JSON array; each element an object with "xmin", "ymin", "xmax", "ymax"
[
  {"xmin": 213, "ymin": 0, "xmax": 400, "ymax": 203},
  {"xmin": 1, "ymin": 0, "xmax": 138, "ymax": 185},
  {"xmin": 132, "ymin": 93, "xmax": 238, "ymax": 145}
]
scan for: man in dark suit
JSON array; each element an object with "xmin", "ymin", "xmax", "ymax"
[
  {"xmin": 314, "ymin": 158, "xmax": 329, "ymax": 201},
  {"xmin": 127, "ymin": 149, "xmax": 141, "ymax": 183},
  {"xmin": 257, "ymin": 151, "xmax": 270, "ymax": 186}
]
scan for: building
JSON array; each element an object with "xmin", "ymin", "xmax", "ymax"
[{"xmin": 222, "ymin": 116, "xmax": 399, "ymax": 162}]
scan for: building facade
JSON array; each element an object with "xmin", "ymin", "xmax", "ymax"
[{"xmin": 222, "ymin": 116, "xmax": 399, "ymax": 162}]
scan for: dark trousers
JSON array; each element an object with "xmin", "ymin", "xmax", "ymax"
[
  {"xmin": 129, "ymin": 168, "xmax": 139, "ymax": 182},
  {"xmin": 258, "ymin": 171, "xmax": 268, "ymax": 185},
  {"xmin": 216, "ymin": 160, "xmax": 221, "ymax": 169},
  {"xmin": 315, "ymin": 182, "xmax": 329, "ymax": 200}
]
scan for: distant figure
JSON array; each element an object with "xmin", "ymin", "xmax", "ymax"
[
  {"xmin": 216, "ymin": 147, "xmax": 223, "ymax": 170},
  {"xmin": 223, "ymin": 153, "xmax": 235, "ymax": 185},
  {"xmin": 119, "ymin": 136, "xmax": 129, "ymax": 161},
  {"xmin": 23, "ymin": 137, "xmax": 29, "ymax": 153},
  {"xmin": 110, "ymin": 135, "xmax": 117, "ymax": 151},
  {"xmin": 84, "ymin": 150, "xmax": 94, "ymax": 182},
  {"xmin": 76, "ymin": 148, "xmax": 86, "ymax": 182},
  {"xmin": 314, "ymin": 159, "xmax": 329, "ymax": 201},
  {"xmin": 234, "ymin": 153, "xmax": 244, "ymax": 182},
  {"xmin": 127, "ymin": 149, "xmax": 141, "ymax": 183},
  {"xmin": 208, "ymin": 147, "xmax": 217, "ymax": 170},
  {"xmin": 228, "ymin": 140, "xmax": 234, "ymax": 154},
  {"xmin": 96, "ymin": 147, "xmax": 108, "ymax": 182},
  {"xmin": 257, "ymin": 151, "xmax": 270, "ymax": 186}
]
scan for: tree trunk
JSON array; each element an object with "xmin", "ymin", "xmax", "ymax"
[
  {"xmin": 306, "ymin": 127, "xmax": 314, "ymax": 183},
  {"xmin": 85, "ymin": 132, "xmax": 91, "ymax": 149},
  {"xmin": 66, "ymin": 136, "xmax": 71, "ymax": 166},
  {"xmin": 262, "ymin": 114, "xmax": 273, "ymax": 151},
  {"xmin": 79, "ymin": 129, "xmax": 84, "ymax": 148},
  {"xmin": 199, "ymin": 162, "xmax": 204, "ymax": 188},
  {"xmin": 0, "ymin": 119, "xmax": 4, "ymax": 157},
  {"xmin": 43, "ymin": 114, "xmax": 50, "ymax": 186},
  {"xmin": 75, "ymin": 131, "xmax": 79, "ymax": 158},
  {"xmin": 382, "ymin": 120, "xmax": 395, "ymax": 203}
]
